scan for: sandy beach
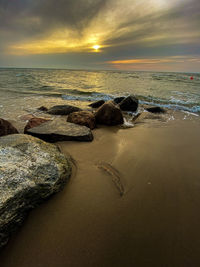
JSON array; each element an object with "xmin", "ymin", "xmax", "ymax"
[{"xmin": 0, "ymin": 112, "xmax": 200, "ymax": 267}]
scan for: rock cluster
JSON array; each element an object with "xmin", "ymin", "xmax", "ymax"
[{"xmin": 0, "ymin": 94, "xmax": 166, "ymax": 250}]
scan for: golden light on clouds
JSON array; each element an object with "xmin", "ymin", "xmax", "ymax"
[
  {"xmin": 7, "ymin": 27, "xmax": 106, "ymax": 55},
  {"xmin": 107, "ymin": 56, "xmax": 200, "ymax": 66},
  {"xmin": 106, "ymin": 55, "xmax": 200, "ymax": 71},
  {"xmin": 3, "ymin": 0, "xmax": 200, "ymax": 73},
  {"xmin": 4, "ymin": 0, "xmax": 186, "ymax": 56},
  {"xmin": 8, "ymin": 37, "xmax": 101, "ymax": 55}
]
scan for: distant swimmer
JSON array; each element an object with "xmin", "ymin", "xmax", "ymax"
[{"xmin": 190, "ymin": 76, "xmax": 194, "ymax": 80}]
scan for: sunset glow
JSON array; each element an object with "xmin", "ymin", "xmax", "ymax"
[
  {"xmin": 92, "ymin": 45, "xmax": 100, "ymax": 51},
  {"xmin": 0, "ymin": 0, "xmax": 199, "ymax": 71}
]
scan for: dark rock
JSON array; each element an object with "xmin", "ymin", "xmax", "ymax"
[
  {"xmin": 47, "ymin": 105, "xmax": 81, "ymax": 115},
  {"xmin": 24, "ymin": 117, "xmax": 51, "ymax": 133},
  {"xmin": 113, "ymin": 96, "xmax": 125, "ymax": 104},
  {"xmin": 0, "ymin": 134, "xmax": 71, "ymax": 249},
  {"xmin": 95, "ymin": 101, "xmax": 124, "ymax": 126},
  {"xmin": 0, "ymin": 118, "xmax": 19, "ymax": 137},
  {"xmin": 26, "ymin": 118, "xmax": 93, "ymax": 142},
  {"xmin": 119, "ymin": 95, "xmax": 138, "ymax": 112},
  {"xmin": 37, "ymin": 106, "xmax": 48, "ymax": 112},
  {"xmin": 67, "ymin": 111, "xmax": 96, "ymax": 129},
  {"xmin": 89, "ymin": 100, "xmax": 105, "ymax": 108},
  {"xmin": 145, "ymin": 106, "xmax": 166, "ymax": 114}
]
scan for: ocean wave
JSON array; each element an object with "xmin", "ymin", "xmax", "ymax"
[
  {"xmin": 138, "ymin": 97, "xmax": 200, "ymax": 114},
  {"xmin": 62, "ymin": 92, "xmax": 200, "ymax": 114},
  {"xmin": 62, "ymin": 92, "xmax": 113, "ymax": 102}
]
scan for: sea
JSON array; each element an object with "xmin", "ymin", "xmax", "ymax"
[{"xmin": 0, "ymin": 68, "xmax": 200, "ymax": 123}]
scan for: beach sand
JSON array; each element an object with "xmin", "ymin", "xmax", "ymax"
[{"xmin": 0, "ymin": 112, "xmax": 200, "ymax": 267}]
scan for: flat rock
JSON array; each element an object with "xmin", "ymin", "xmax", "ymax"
[
  {"xmin": 26, "ymin": 118, "xmax": 93, "ymax": 142},
  {"xmin": 119, "ymin": 95, "xmax": 138, "ymax": 112},
  {"xmin": 145, "ymin": 106, "xmax": 166, "ymax": 113},
  {"xmin": 0, "ymin": 118, "xmax": 19, "ymax": 137},
  {"xmin": 24, "ymin": 117, "xmax": 51, "ymax": 133},
  {"xmin": 95, "ymin": 101, "xmax": 124, "ymax": 126},
  {"xmin": 67, "ymin": 111, "xmax": 96, "ymax": 129},
  {"xmin": 47, "ymin": 105, "xmax": 81, "ymax": 115},
  {"xmin": 0, "ymin": 134, "xmax": 72, "ymax": 249},
  {"xmin": 89, "ymin": 100, "xmax": 105, "ymax": 108}
]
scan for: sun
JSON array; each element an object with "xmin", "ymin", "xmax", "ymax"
[{"xmin": 93, "ymin": 45, "xmax": 100, "ymax": 51}]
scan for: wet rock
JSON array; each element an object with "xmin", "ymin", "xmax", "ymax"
[
  {"xmin": 0, "ymin": 118, "xmax": 19, "ymax": 137},
  {"xmin": 37, "ymin": 106, "xmax": 48, "ymax": 112},
  {"xmin": 145, "ymin": 106, "xmax": 166, "ymax": 114},
  {"xmin": 26, "ymin": 118, "xmax": 93, "ymax": 142},
  {"xmin": 67, "ymin": 111, "xmax": 96, "ymax": 129},
  {"xmin": 95, "ymin": 101, "xmax": 124, "ymax": 126},
  {"xmin": 24, "ymin": 117, "xmax": 51, "ymax": 133},
  {"xmin": 89, "ymin": 100, "xmax": 105, "ymax": 108},
  {"xmin": 132, "ymin": 112, "xmax": 165, "ymax": 124},
  {"xmin": 0, "ymin": 134, "xmax": 72, "ymax": 249},
  {"xmin": 113, "ymin": 96, "xmax": 125, "ymax": 104},
  {"xmin": 47, "ymin": 105, "xmax": 81, "ymax": 115},
  {"xmin": 119, "ymin": 95, "xmax": 138, "ymax": 112}
]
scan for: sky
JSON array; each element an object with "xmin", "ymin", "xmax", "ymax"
[{"xmin": 0, "ymin": 0, "xmax": 200, "ymax": 72}]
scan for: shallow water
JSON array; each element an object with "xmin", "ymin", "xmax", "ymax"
[{"xmin": 0, "ymin": 68, "xmax": 200, "ymax": 122}]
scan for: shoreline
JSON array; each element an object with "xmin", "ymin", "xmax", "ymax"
[{"xmin": 1, "ymin": 115, "xmax": 200, "ymax": 266}]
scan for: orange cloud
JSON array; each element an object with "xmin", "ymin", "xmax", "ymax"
[
  {"xmin": 106, "ymin": 56, "xmax": 200, "ymax": 71},
  {"xmin": 107, "ymin": 57, "xmax": 186, "ymax": 65}
]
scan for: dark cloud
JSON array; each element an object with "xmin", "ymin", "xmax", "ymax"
[{"xmin": 0, "ymin": 0, "xmax": 107, "ymax": 36}]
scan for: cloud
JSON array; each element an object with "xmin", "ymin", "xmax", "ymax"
[
  {"xmin": 102, "ymin": 0, "xmax": 200, "ymax": 49},
  {"xmin": 0, "ymin": 0, "xmax": 200, "ymax": 71},
  {"xmin": 106, "ymin": 55, "xmax": 200, "ymax": 72},
  {"xmin": 0, "ymin": 0, "xmax": 107, "ymax": 33}
]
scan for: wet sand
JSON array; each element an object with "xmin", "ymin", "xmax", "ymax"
[{"xmin": 0, "ymin": 113, "xmax": 200, "ymax": 267}]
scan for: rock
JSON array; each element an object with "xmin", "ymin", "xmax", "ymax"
[
  {"xmin": 47, "ymin": 105, "xmax": 81, "ymax": 115},
  {"xmin": 67, "ymin": 111, "xmax": 96, "ymax": 129},
  {"xmin": 145, "ymin": 106, "xmax": 166, "ymax": 114},
  {"xmin": 95, "ymin": 101, "xmax": 124, "ymax": 126},
  {"xmin": 132, "ymin": 112, "xmax": 165, "ymax": 124},
  {"xmin": 0, "ymin": 134, "xmax": 71, "ymax": 249},
  {"xmin": 26, "ymin": 118, "xmax": 93, "ymax": 142},
  {"xmin": 119, "ymin": 95, "xmax": 138, "ymax": 112},
  {"xmin": 113, "ymin": 96, "xmax": 125, "ymax": 104},
  {"xmin": 0, "ymin": 118, "xmax": 19, "ymax": 137},
  {"xmin": 89, "ymin": 100, "xmax": 105, "ymax": 108},
  {"xmin": 19, "ymin": 114, "xmax": 35, "ymax": 121},
  {"xmin": 37, "ymin": 106, "xmax": 48, "ymax": 112},
  {"xmin": 24, "ymin": 117, "xmax": 51, "ymax": 133}
]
